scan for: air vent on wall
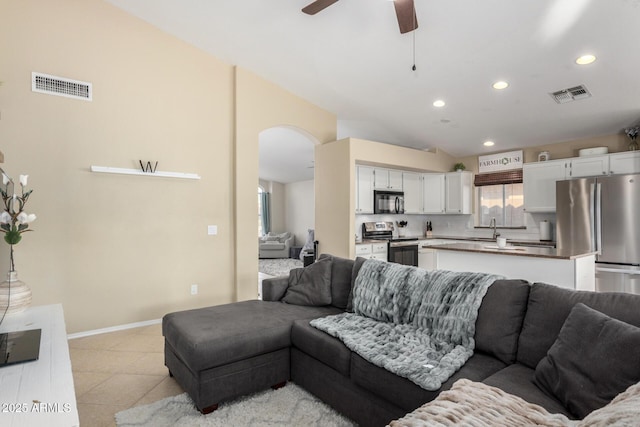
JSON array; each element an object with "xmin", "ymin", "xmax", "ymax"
[
  {"xmin": 32, "ymin": 72, "xmax": 92, "ymax": 101},
  {"xmin": 549, "ymin": 84, "xmax": 591, "ymax": 104}
]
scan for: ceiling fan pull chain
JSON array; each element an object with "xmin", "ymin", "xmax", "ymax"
[{"xmin": 411, "ymin": 11, "xmax": 417, "ymax": 71}]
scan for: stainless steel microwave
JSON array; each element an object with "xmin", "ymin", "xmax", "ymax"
[{"xmin": 374, "ymin": 190, "xmax": 405, "ymax": 214}]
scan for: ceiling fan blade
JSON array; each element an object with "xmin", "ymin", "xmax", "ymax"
[
  {"xmin": 394, "ymin": 0, "xmax": 418, "ymax": 34},
  {"xmin": 302, "ymin": 0, "xmax": 339, "ymax": 15}
]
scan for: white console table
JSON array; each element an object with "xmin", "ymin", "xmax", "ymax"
[{"xmin": 0, "ymin": 304, "xmax": 79, "ymax": 427}]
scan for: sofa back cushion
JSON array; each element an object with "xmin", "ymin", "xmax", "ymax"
[
  {"xmin": 318, "ymin": 254, "xmax": 355, "ymax": 309},
  {"xmin": 533, "ymin": 303, "xmax": 640, "ymax": 419},
  {"xmin": 474, "ymin": 279, "xmax": 530, "ymax": 364},
  {"xmin": 282, "ymin": 256, "xmax": 333, "ymax": 306},
  {"xmin": 516, "ymin": 282, "xmax": 640, "ymax": 369}
]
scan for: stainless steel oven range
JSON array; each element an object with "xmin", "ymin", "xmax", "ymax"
[{"xmin": 361, "ymin": 222, "xmax": 418, "ymax": 267}]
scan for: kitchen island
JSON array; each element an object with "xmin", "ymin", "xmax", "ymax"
[{"xmin": 426, "ymin": 241, "xmax": 596, "ymax": 291}]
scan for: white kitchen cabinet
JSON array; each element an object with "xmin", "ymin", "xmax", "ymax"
[
  {"xmin": 371, "ymin": 242, "xmax": 388, "ymax": 260},
  {"xmin": 418, "ymin": 248, "xmax": 438, "ymax": 270},
  {"xmin": 355, "ymin": 242, "xmax": 388, "ymax": 260},
  {"xmin": 445, "ymin": 171, "xmax": 473, "ymax": 214},
  {"xmin": 568, "ymin": 155, "xmax": 609, "ymax": 178},
  {"xmin": 403, "ymin": 172, "xmax": 422, "ymax": 214},
  {"xmin": 355, "ymin": 166, "xmax": 374, "ymax": 214},
  {"xmin": 523, "ymin": 159, "xmax": 568, "ymax": 212},
  {"xmin": 374, "ymin": 168, "xmax": 403, "ymax": 191},
  {"xmin": 609, "ymin": 151, "xmax": 640, "ymax": 175},
  {"xmin": 422, "ymin": 173, "xmax": 445, "ymax": 214}
]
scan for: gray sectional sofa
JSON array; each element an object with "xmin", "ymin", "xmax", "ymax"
[{"xmin": 163, "ymin": 254, "xmax": 640, "ymax": 426}]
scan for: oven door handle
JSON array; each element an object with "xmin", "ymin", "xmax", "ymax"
[{"xmin": 596, "ymin": 267, "xmax": 640, "ymax": 275}]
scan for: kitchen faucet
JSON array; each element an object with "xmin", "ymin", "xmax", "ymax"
[{"xmin": 490, "ymin": 217, "xmax": 500, "ymax": 239}]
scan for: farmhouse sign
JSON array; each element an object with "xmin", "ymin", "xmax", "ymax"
[{"xmin": 478, "ymin": 150, "xmax": 523, "ymax": 173}]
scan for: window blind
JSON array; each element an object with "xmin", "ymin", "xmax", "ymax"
[{"xmin": 474, "ymin": 169, "xmax": 523, "ymax": 187}]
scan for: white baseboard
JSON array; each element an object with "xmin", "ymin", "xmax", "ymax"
[{"xmin": 67, "ymin": 318, "xmax": 162, "ymax": 340}]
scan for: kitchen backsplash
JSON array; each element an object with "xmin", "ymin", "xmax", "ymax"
[{"xmin": 356, "ymin": 212, "xmax": 556, "ymax": 242}]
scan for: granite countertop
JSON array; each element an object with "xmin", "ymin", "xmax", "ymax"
[
  {"xmin": 420, "ymin": 235, "xmax": 557, "ymax": 247},
  {"xmin": 427, "ymin": 241, "xmax": 596, "ymax": 260},
  {"xmin": 356, "ymin": 239, "xmax": 388, "ymax": 244}
]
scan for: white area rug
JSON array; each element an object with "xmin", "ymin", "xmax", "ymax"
[
  {"xmin": 115, "ymin": 383, "xmax": 356, "ymax": 427},
  {"xmin": 258, "ymin": 258, "xmax": 302, "ymax": 277}
]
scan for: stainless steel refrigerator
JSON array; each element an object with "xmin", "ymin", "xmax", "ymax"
[{"xmin": 556, "ymin": 173, "xmax": 640, "ymax": 295}]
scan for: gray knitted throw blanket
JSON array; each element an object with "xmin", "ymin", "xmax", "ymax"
[{"xmin": 310, "ymin": 259, "xmax": 503, "ymax": 391}]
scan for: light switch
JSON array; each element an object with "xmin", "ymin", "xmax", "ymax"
[{"xmin": 208, "ymin": 225, "xmax": 218, "ymax": 235}]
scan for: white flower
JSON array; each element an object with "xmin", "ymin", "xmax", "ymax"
[
  {"xmin": 19, "ymin": 175, "xmax": 28, "ymax": 187},
  {"xmin": 2, "ymin": 174, "xmax": 9, "ymax": 185},
  {"xmin": 0, "ymin": 212, "xmax": 11, "ymax": 224},
  {"xmin": 17, "ymin": 212, "xmax": 36, "ymax": 224}
]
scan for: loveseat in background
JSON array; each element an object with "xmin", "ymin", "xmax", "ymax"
[
  {"xmin": 163, "ymin": 255, "xmax": 640, "ymax": 426},
  {"xmin": 258, "ymin": 231, "xmax": 294, "ymax": 258}
]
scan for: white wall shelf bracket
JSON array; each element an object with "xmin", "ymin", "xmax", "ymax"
[{"xmin": 90, "ymin": 165, "xmax": 200, "ymax": 180}]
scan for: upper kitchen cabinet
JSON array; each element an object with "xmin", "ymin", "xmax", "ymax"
[
  {"xmin": 523, "ymin": 159, "xmax": 567, "ymax": 212},
  {"xmin": 445, "ymin": 171, "xmax": 472, "ymax": 214},
  {"xmin": 374, "ymin": 168, "xmax": 403, "ymax": 191},
  {"xmin": 355, "ymin": 165, "xmax": 374, "ymax": 214},
  {"xmin": 567, "ymin": 155, "xmax": 609, "ymax": 178},
  {"xmin": 609, "ymin": 151, "xmax": 640, "ymax": 175},
  {"xmin": 422, "ymin": 173, "xmax": 445, "ymax": 214},
  {"xmin": 403, "ymin": 172, "xmax": 423, "ymax": 214}
]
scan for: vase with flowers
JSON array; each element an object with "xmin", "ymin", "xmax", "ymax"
[
  {"xmin": 625, "ymin": 127, "xmax": 639, "ymax": 151},
  {"xmin": 0, "ymin": 172, "xmax": 36, "ymax": 316}
]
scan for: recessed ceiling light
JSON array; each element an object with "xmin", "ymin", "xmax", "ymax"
[
  {"xmin": 483, "ymin": 141, "xmax": 495, "ymax": 147},
  {"xmin": 576, "ymin": 54, "xmax": 596, "ymax": 65},
  {"xmin": 492, "ymin": 81, "xmax": 509, "ymax": 90},
  {"xmin": 433, "ymin": 100, "xmax": 445, "ymax": 107}
]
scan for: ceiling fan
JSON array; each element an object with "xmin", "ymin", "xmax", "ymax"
[{"xmin": 302, "ymin": 0, "xmax": 418, "ymax": 34}]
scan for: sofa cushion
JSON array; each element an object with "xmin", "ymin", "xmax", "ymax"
[
  {"xmin": 291, "ymin": 319, "xmax": 351, "ymax": 376},
  {"xmin": 516, "ymin": 282, "xmax": 640, "ymax": 369},
  {"xmin": 482, "ymin": 363, "xmax": 572, "ymax": 418},
  {"xmin": 350, "ymin": 351, "xmax": 507, "ymax": 412},
  {"xmin": 282, "ymin": 256, "xmax": 332, "ymax": 306},
  {"xmin": 261, "ymin": 242, "xmax": 285, "ymax": 250},
  {"xmin": 318, "ymin": 254, "xmax": 355, "ymax": 309},
  {"xmin": 533, "ymin": 303, "xmax": 640, "ymax": 419},
  {"xmin": 162, "ymin": 300, "xmax": 341, "ymax": 373},
  {"xmin": 474, "ymin": 279, "xmax": 530, "ymax": 364},
  {"xmin": 346, "ymin": 257, "xmax": 367, "ymax": 312},
  {"xmin": 267, "ymin": 231, "xmax": 291, "ymax": 243}
]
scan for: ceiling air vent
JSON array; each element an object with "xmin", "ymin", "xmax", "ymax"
[
  {"xmin": 549, "ymin": 84, "xmax": 591, "ymax": 104},
  {"xmin": 32, "ymin": 72, "xmax": 92, "ymax": 101}
]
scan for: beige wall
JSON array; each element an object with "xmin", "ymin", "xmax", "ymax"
[
  {"xmin": 285, "ymin": 180, "xmax": 315, "ymax": 247},
  {"xmin": 0, "ymin": 0, "xmax": 235, "ymax": 333},
  {"xmin": 0, "ymin": 0, "xmax": 336, "ymax": 333},
  {"xmin": 315, "ymin": 138, "xmax": 455, "ymax": 258},
  {"xmin": 234, "ymin": 68, "xmax": 336, "ymax": 301}
]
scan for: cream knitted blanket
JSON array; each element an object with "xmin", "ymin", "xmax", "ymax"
[{"xmin": 389, "ymin": 379, "xmax": 640, "ymax": 427}]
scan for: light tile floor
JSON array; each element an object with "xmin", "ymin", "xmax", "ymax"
[{"xmin": 69, "ymin": 323, "xmax": 184, "ymax": 427}]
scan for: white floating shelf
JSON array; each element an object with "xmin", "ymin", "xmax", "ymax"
[{"xmin": 90, "ymin": 165, "xmax": 200, "ymax": 180}]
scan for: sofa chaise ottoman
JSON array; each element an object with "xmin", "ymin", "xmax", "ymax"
[{"xmin": 163, "ymin": 254, "xmax": 640, "ymax": 426}]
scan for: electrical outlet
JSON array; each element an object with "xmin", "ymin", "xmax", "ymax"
[
  {"xmin": 208, "ymin": 225, "xmax": 217, "ymax": 235},
  {"xmin": 190, "ymin": 284, "xmax": 198, "ymax": 295}
]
